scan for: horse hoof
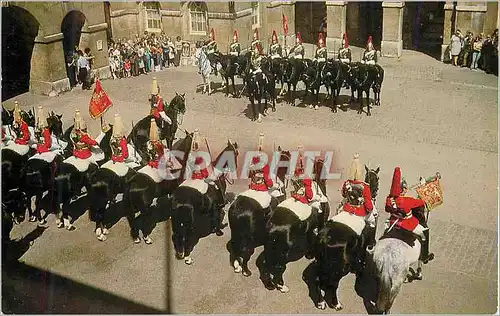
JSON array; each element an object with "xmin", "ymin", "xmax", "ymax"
[
  {"xmin": 317, "ymin": 301, "xmax": 327, "ymax": 310},
  {"xmin": 309, "ymin": 105, "xmax": 314, "ymax": 109},
  {"xmin": 102, "ymin": 228, "xmax": 109, "ymax": 235},
  {"xmin": 96, "ymin": 228, "xmax": 102, "ymax": 236},
  {"xmin": 215, "ymin": 230, "xmax": 224, "ymax": 236},
  {"xmin": 314, "ymin": 105, "xmax": 319, "ymax": 110},
  {"xmin": 234, "ymin": 266, "xmax": 242, "ymax": 273},
  {"xmin": 242, "ymin": 269, "xmax": 252, "ymax": 277},
  {"xmin": 143, "ymin": 236, "xmax": 153, "ymax": 245},
  {"xmin": 57, "ymin": 222, "xmax": 64, "ymax": 229},
  {"xmin": 184, "ymin": 257, "xmax": 194, "ymax": 265},
  {"xmin": 66, "ymin": 225, "xmax": 76, "ymax": 231},
  {"xmin": 134, "ymin": 237, "xmax": 141, "ymax": 244},
  {"xmin": 38, "ymin": 219, "xmax": 47, "ymax": 226},
  {"xmin": 272, "ymin": 108, "xmax": 276, "ymax": 112},
  {"xmin": 367, "ymin": 112, "xmax": 371, "ymax": 116},
  {"xmin": 333, "ymin": 303, "xmax": 343, "ymax": 311},
  {"xmin": 277, "ymin": 285, "xmax": 289, "ymax": 293}
]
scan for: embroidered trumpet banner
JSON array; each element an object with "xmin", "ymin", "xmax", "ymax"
[{"xmin": 89, "ymin": 79, "xmax": 113, "ymax": 119}]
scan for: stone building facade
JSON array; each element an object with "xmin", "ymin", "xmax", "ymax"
[{"xmin": 2, "ymin": 1, "xmax": 498, "ymax": 99}]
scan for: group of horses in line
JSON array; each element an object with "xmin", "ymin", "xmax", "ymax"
[
  {"xmin": 197, "ymin": 49, "xmax": 385, "ymax": 119},
  {"xmin": 3, "ymin": 97, "xmax": 427, "ymax": 315}
]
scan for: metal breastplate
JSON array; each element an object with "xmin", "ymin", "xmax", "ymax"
[
  {"xmin": 35, "ymin": 128, "xmax": 44, "ymax": 143},
  {"xmin": 339, "ymin": 48, "xmax": 349, "ymax": 58},
  {"xmin": 365, "ymin": 50, "xmax": 375, "ymax": 60},
  {"xmin": 71, "ymin": 131, "xmax": 88, "ymax": 150},
  {"xmin": 270, "ymin": 44, "xmax": 281, "ymax": 55},
  {"xmin": 110, "ymin": 137, "xmax": 122, "ymax": 156},
  {"xmin": 230, "ymin": 43, "xmax": 240, "ymax": 52},
  {"xmin": 291, "ymin": 178, "xmax": 305, "ymax": 195}
]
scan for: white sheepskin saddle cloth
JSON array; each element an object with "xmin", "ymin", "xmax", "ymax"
[
  {"xmin": 239, "ymin": 189, "xmax": 272, "ymax": 209},
  {"xmin": 101, "ymin": 160, "xmax": 129, "ymax": 177},
  {"xmin": 310, "ymin": 181, "xmax": 329, "ymax": 209},
  {"xmin": 125, "ymin": 143, "xmax": 142, "ymax": 163},
  {"xmin": 29, "ymin": 151, "xmax": 58, "ymax": 163},
  {"xmin": 270, "ymin": 178, "xmax": 285, "ymax": 199},
  {"xmin": 90, "ymin": 147, "xmax": 105, "ymax": 163},
  {"xmin": 138, "ymin": 165, "xmax": 163, "ymax": 183},
  {"xmin": 63, "ymin": 156, "xmax": 95, "ymax": 173},
  {"xmin": 331, "ymin": 211, "xmax": 366, "ymax": 236},
  {"xmin": 179, "ymin": 179, "xmax": 208, "ymax": 195},
  {"xmin": 278, "ymin": 197, "xmax": 312, "ymax": 221},
  {"xmin": 50, "ymin": 135, "xmax": 68, "ymax": 151},
  {"xmin": 3, "ymin": 142, "xmax": 29, "ymax": 156}
]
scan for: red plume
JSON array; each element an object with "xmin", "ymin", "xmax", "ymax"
[
  {"xmin": 317, "ymin": 32, "xmax": 324, "ymax": 47},
  {"xmin": 272, "ymin": 30, "xmax": 278, "ymax": 42},
  {"xmin": 210, "ymin": 28, "xmax": 215, "ymax": 40},
  {"xmin": 233, "ymin": 30, "xmax": 238, "ymax": 41},
  {"xmin": 296, "ymin": 32, "xmax": 302, "ymax": 44},
  {"xmin": 389, "ymin": 167, "xmax": 402, "ymax": 197},
  {"xmin": 343, "ymin": 33, "xmax": 349, "ymax": 48},
  {"xmin": 254, "ymin": 29, "xmax": 259, "ymax": 39}
]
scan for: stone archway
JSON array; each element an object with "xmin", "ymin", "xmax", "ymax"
[
  {"xmin": 61, "ymin": 10, "xmax": 87, "ymax": 88},
  {"xmin": 295, "ymin": 1, "xmax": 326, "ymax": 44},
  {"xmin": 1, "ymin": 5, "xmax": 40, "ymax": 101}
]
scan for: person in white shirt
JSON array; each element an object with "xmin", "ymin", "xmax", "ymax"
[{"xmin": 77, "ymin": 50, "xmax": 91, "ymax": 90}]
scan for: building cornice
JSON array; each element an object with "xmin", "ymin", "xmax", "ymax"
[
  {"xmin": 161, "ymin": 9, "xmax": 182, "ymax": 17},
  {"xmin": 110, "ymin": 8, "xmax": 139, "ymax": 18},
  {"xmin": 207, "ymin": 11, "xmax": 235, "ymax": 20},
  {"xmin": 235, "ymin": 8, "xmax": 252, "ymax": 18},
  {"xmin": 82, "ymin": 23, "xmax": 108, "ymax": 33},
  {"xmin": 326, "ymin": 1, "xmax": 347, "ymax": 6},
  {"xmin": 35, "ymin": 33, "xmax": 64, "ymax": 44},
  {"xmin": 444, "ymin": 4, "xmax": 487, "ymax": 12},
  {"xmin": 382, "ymin": 2, "xmax": 404, "ymax": 9}
]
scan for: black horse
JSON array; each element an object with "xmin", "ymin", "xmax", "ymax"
[
  {"xmin": 302, "ymin": 60, "xmax": 323, "ymax": 107},
  {"xmin": 322, "ymin": 60, "xmax": 345, "ymax": 113},
  {"xmin": 346, "ymin": 62, "xmax": 378, "ymax": 116},
  {"xmin": 245, "ymin": 71, "xmax": 268, "ymax": 122},
  {"xmin": 260, "ymin": 159, "xmax": 330, "ymax": 293},
  {"xmin": 371, "ymin": 64, "xmax": 384, "ymax": 106},
  {"xmin": 21, "ymin": 112, "xmax": 65, "ymax": 225},
  {"xmin": 228, "ymin": 147, "xmax": 290, "ymax": 277},
  {"xmin": 170, "ymin": 140, "xmax": 239, "ymax": 265},
  {"xmin": 125, "ymin": 130, "xmax": 193, "ymax": 245},
  {"xmin": 281, "ymin": 58, "xmax": 308, "ymax": 106},
  {"xmin": 214, "ymin": 53, "xmax": 241, "ymax": 98},
  {"xmin": 128, "ymin": 92, "xmax": 186, "ymax": 158},
  {"xmin": 310, "ymin": 166, "xmax": 380, "ymax": 311},
  {"xmin": 268, "ymin": 57, "xmax": 286, "ymax": 97},
  {"xmin": 52, "ymin": 126, "xmax": 113, "ymax": 230}
]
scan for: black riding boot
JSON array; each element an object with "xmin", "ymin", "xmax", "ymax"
[{"xmin": 419, "ymin": 229, "xmax": 435, "ymax": 264}]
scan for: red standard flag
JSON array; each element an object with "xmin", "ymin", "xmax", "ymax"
[
  {"xmin": 282, "ymin": 14, "xmax": 288, "ymax": 35},
  {"xmin": 89, "ymin": 79, "xmax": 113, "ymax": 119}
]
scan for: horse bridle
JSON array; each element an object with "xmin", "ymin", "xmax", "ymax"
[{"xmin": 222, "ymin": 142, "xmax": 238, "ymax": 185}]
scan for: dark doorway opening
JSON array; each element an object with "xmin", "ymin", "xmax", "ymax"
[
  {"xmin": 403, "ymin": 2, "xmax": 445, "ymax": 59},
  {"xmin": 347, "ymin": 2, "xmax": 383, "ymax": 49},
  {"xmin": 294, "ymin": 1, "xmax": 326, "ymax": 44},
  {"xmin": 61, "ymin": 10, "xmax": 86, "ymax": 89},
  {"xmin": 104, "ymin": 2, "xmax": 113, "ymax": 43},
  {"xmin": 1, "ymin": 6, "xmax": 40, "ymax": 101}
]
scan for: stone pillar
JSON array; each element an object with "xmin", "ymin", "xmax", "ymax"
[
  {"xmin": 441, "ymin": 1, "xmax": 454, "ymax": 62},
  {"xmin": 381, "ymin": 2, "xmax": 404, "ymax": 57},
  {"xmin": 326, "ymin": 1, "xmax": 347, "ymax": 54}
]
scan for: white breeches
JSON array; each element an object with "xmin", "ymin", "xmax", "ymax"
[
  {"xmin": 230, "ymin": 52, "xmax": 239, "ymax": 56},
  {"xmin": 253, "ymin": 68, "xmax": 263, "ymax": 75},
  {"xmin": 413, "ymin": 223, "xmax": 428, "ymax": 239},
  {"xmin": 340, "ymin": 58, "xmax": 350, "ymax": 63},
  {"xmin": 271, "ymin": 55, "xmax": 281, "ymax": 59},
  {"xmin": 292, "ymin": 55, "xmax": 303, "ymax": 60},
  {"xmin": 159, "ymin": 111, "xmax": 172, "ymax": 125},
  {"xmin": 316, "ymin": 58, "xmax": 326, "ymax": 63},
  {"xmin": 361, "ymin": 60, "xmax": 375, "ymax": 65}
]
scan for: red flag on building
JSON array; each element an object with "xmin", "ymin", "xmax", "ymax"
[
  {"xmin": 282, "ymin": 14, "xmax": 289, "ymax": 35},
  {"xmin": 89, "ymin": 79, "xmax": 113, "ymax": 119}
]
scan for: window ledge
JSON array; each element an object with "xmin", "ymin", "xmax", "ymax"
[
  {"xmin": 146, "ymin": 28, "xmax": 162, "ymax": 33},
  {"xmin": 190, "ymin": 31, "xmax": 207, "ymax": 36}
]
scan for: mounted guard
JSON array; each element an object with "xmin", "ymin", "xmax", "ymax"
[
  {"xmin": 338, "ymin": 33, "xmax": 352, "ymax": 64},
  {"xmin": 384, "ymin": 167, "xmax": 434, "ymax": 264},
  {"xmin": 11, "ymin": 101, "xmax": 30, "ymax": 147},
  {"xmin": 229, "ymin": 30, "xmax": 241, "ymax": 57},
  {"xmin": 34, "ymin": 106, "xmax": 52, "ymax": 154},
  {"xmin": 146, "ymin": 118, "xmax": 164, "ymax": 169},
  {"xmin": 313, "ymin": 32, "xmax": 327, "ymax": 82},
  {"xmin": 251, "ymin": 29, "xmax": 263, "ymax": 53},
  {"xmin": 66, "ymin": 110, "xmax": 101, "ymax": 174},
  {"xmin": 361, "ymin": 36, "xmax": 377, "ymax": 65},
  {"xmin": 204, "ymin": 28, "xmax": 219, "ymax": 75},
  {"xmin": 150, "ymin": 77, "xmax": 172, "ymax": 128},
  {"xmin": 269, "ymin": 30, "xmax": 283, "ymax": 59},
  {"xmin": 183, "ymin": 128, "xmax": 226, "ymax": 235},
  {"xmin": 250, "ymin": 43, "xmax": 269, "ymax": 84},
  {"xmin": 289, "ymin": 32, "xmax": 305, "ymax": 60}
]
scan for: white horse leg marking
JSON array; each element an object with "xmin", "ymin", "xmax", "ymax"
[
  {"xmin": 277, "ymin": 284, "xmax": 289, "ymax": 293},
  {"xmin": 184, "ymin": 256, "xmax": 194, "ymax": 265},
  {"xmin": 317, "ymin": 301, "xmax": 327, "ymax": 310},
  {"xmin": 317, "ymin": 288, "xmax": 327, "ymax": 309},
  {"xmin": 151, "ymin": 198, "xmax": 158, "ymax": 207},
  {"xmin": 96, "ymin": 227, "xmax": 102, "ymax": 236},
  {"xmin": 233, "ymin": 260, "xmax": 242, "ymax": 273},
  {"xmin": 143, "ymin": 235, "xmax": 153, "ymax": 244},
  {"xmin": 102, "ymin": 228, "xmax": 109, "ymax": 235},
  {"xmin": 333, "ymin": 302, "xmax": 344, "ymax": 311}
]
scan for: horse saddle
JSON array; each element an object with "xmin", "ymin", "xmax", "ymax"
[
  {"xmin": 101, "ymin": 160, "xmax": 129, "ymax": 177},
  {"xmin": 330, "ymin": 211, "xmax": 365, "ymax": 236},
  {"xmin": 179, "ymin": 179, "xmax": 209, "ymax": 195},
  {"xmin": 239, "ymin": 189, "xmax": 271, "ymax": 209},
  {"xmin": 3, "ymin": 142, "xmax": 30, "ymax": 156},
  {"xmin": 63, "ymin": 156, "xmax": 93, "ymax": 173},
  {"xmin": 125, "ymin": 143, "xmax": 142, "ymax": 164},
  {"xmin": 138, "ymin": 165, "xmax": 164, "ymax": 183},
  {"xmin": 90, "ymin": 146, "xmax": 105, "ymax": 163},
  {"xmin": 278, "ymin": 197, "xmax": 312, "ymax": 221},
  {"xmin": 380, "ymin": 226, "xmax": 419, "ymax": 247},
  {"xmin": 29, "ymin": 151, "xmax": 58, "ymax": 163},
  {"xmin": 311, "ymin": 181, "xmax": 328, "ymax": 208}
]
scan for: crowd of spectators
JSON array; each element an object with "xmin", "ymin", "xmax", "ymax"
[
  {"xmin": 107, "ymin": 32, "xmax": 184, "ymax": 79},
  {"xmin": 449, "ymin": 28, "xmax": 498, "ymax": 75}
]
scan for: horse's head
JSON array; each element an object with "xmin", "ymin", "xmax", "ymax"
[
  {"xmin": 2, "ymin": 107, "xmax": 14, "ymax": 126},
  {"xmin": 47, "ymin": 111, "xmax": 64, "ymax": 138},
  {"xmin": 99, "ymin": 124, "xmax": 114, "ymax": 161},
  {"xmin": 364, "ymin": 165, "xmax": 380, "ymax": 200},
  {"xmin": 21, "ymin": 109, "xmax": 35, "ymax": 127},
  {"xmin": 213, "ymin": 139, "xmax": 239, "ymax": 184},
  {"xmin": 170, "ymin": 92, "xmax": 186, "ymax": 115},
  {"xmin": 276, "ymin": 146, "xmax": 291, "ymax": 183}
]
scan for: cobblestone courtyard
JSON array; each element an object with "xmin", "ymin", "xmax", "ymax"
[{"xmin": 3, "ymin": 50, "xmax": 498, "ymax": 313}]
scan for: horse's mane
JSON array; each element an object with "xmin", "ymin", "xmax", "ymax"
[{"xmin": 213, "ymin": 142, "xmax": 237, "ymax": 170}]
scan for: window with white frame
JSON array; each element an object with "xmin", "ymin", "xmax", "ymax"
[
  {"xmin": 189, "ymin": 2, "xmax": 208, "ymax": 35},
  {"xmin": 145, "ymin": 2, "xmax": 161, "ymax": 30},
  {"xmin": 251, "ymin": 2, "xmax": 260, "ymax": 28}
]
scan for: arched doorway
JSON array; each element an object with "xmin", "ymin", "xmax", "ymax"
[
  {"xmin": 61, "ymin": 10, "xmax": 86, "ymax": 88},
  {"xmin": 346, "ymin": 2, "xmax": 383, "ymax": 48},
  {"xmin": 403, "ymin": 2, "xmax": 445, "ymax": 59},
  {"xmin": 1, "ymin": 6, "xmax": 40, "ymax": 101},
  {"xmin": 295, "ymin": 1, "xmax": 326, "ymax": 44}
]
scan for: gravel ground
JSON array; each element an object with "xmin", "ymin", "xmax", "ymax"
[{"xmin": 3, "ymin": 50, "xmax": 498, "ymax": 314}]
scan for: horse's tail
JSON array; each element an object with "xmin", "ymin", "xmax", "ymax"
[
  {"xmin": 88, "ymin": 177, "xmax": 110, "ymax": 222},
  {"xmin": 229, "ymin": 202, "xmax": 255, "ymax": 259},
  {"xmin": 373, "ymin": 242, "xmax": 406, "ymax": 314}
]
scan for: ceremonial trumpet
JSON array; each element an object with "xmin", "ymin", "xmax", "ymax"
[{"xmin": 408, "ymin": 172, "xmax": 441, "ymax": 190}]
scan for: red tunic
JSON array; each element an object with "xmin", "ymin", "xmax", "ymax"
[
  {"xmin": 148, "ymin": 141, "xmax": 164, "ymax": 168},
  {"xmin": 36, "ymin": 128, "xmax": 52, "ymax": 154},
  {"xmin": 292, "ymin": 178, "xmax": 313, "ymax": 204},
  {"xmin": 385, "ymin": 196, "xmax": 425, "ymax": 231},
  {"xmin": 249, "ymin": 164, "xmax": 273, "ymax": 191},
  {"xmin": 14, "ymin": 121, "xmax": 30, "ymax": 145},
  {"xmin": 73, "ymin": 132, "xmax": 98, "ymax": 159},
  {"xmin": 191, "ymin": 156, "xmax": 209, "ymax": 180},
  {"xmin": 111, "ymin": 137, "xmax": 129, "ymax": 163},
  {"xmin": 150, "ymin": 96, "xmax": 165, "ymax": 119},
  {"xmin": 341, "ymin": 180, "xmax": 374, "ymax": 216}
]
